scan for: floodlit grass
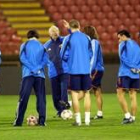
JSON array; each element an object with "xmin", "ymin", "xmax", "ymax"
[{"xmin": 0, "ymin": 94, "xmax": 140, "ymax": 140}]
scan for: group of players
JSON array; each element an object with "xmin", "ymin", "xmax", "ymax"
[{"xmin": 12, "ymin": 19, "xmax": 140, "ymax": 126}]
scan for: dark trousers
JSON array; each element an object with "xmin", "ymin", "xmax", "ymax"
[
  {"xmin": 14, "ymin": 76, "xmax": 46, "ymax": 125},
  {"xmin": 50, "ymin": 73, "xmax": 69, "ymax": 115}
]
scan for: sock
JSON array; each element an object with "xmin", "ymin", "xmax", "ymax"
[
  {"xmin": 131, "ymin": 116, "xmax": 135, "ymax": 121},
  {"xmin": 85, "ymin": 112, "xmax": 90, "ymax": 125},
  {"xmin": 125, "ymin": 112, "xmax": 131, "ymax": 119},
  {"xmin": 75, "ymin": 112, "xmax": 81, "ymax": 124},
  {"xmin": 97, "ymin": 110, "xmax": 103, "ymax": 116}
]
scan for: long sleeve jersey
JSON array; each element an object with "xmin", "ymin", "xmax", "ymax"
[
  {"xmin": 90, "ymin": 39, "xmax": 104, "ymax": 72},
  {"xmin": 118, "ymin": 39, "xmax": 140, "ymax": 78},
  {"xmin": 20, "ymin": 38, "xmax": 47, "ymax": 78},
  {"xmin": 60, "ymin": 31, "xmax": 93, "ymax": 74},
  {"xmin": 44, "ymin": 37, "xmax": 69, "ymax": 78}
]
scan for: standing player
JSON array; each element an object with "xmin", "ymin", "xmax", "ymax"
[
  {"xmin": 83, "ymin": 26, "xmax": 104, "ymax": 119},
  {"xmin": 13, "ymin": 30, "xmax": 47, "ymax": 126},
  {"xmin": 61, "ymin": 19, "xmax": 92, "ymax": 126},
  {"xmin": 117, "ymin": 30, "xmax": 140, "ymax": 124},
  {"xmin": 44, "ymin": 25, "xmax": 70, "ymax": 118}
]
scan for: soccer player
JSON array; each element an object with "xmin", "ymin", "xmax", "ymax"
[
  {"xmin": 117, "ymin": 30, "xmax": 140, "ymax": 124},
  {"xmin": 44, "ymin": 25, "xmax": 70, "ymax": 118},
  {"xmin": 83, "ymin": 25, "xmax": 104, "ymax": 119},
  {"xmin": 13, "ymin": 30, "xmax": 47, "ymax": 126},
  {"xmin": 61, "ymin": 19, "xmax": 92, "ymax": 126}
]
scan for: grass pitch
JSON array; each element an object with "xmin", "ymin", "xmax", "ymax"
[{"xmin": 0, "ymin": 94, "xmax": 140, "ymax": 140}]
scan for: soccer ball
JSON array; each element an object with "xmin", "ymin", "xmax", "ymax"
[
  {"xmin": 27, "ymin": 115, "xmax": 38, "ymax": 126},
  {"xmin": 61, "ymin": 109, "xmax": 73, "ymax": 120}
]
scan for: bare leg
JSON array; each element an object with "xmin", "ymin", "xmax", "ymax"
[
  {"xmin": 129, "ymin": 89, "xmax": 137, "ymax": 116},
  {"xmin": 94, "ymin": 88, "xmax": 103, "ymax": 112}
]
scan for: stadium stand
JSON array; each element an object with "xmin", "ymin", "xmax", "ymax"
[
  {"xmin": 42, "ymin": 0, "xmax": 140, "ymax": 54},
  {"xmin": 0, "ymin": 0, "xmax": 139, "ymax": 55},
  {"xmin": 0, "ymin": 0, "xmax": 53, "ymax": 55}
]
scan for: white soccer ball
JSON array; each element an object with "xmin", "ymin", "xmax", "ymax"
[
  {"xmin": 27, "ymin": 115, "xmax": 38, "ymax": 126},
  {"xmin": 61, "ymin": 109, "xmax": 73, "ymax": 120}
]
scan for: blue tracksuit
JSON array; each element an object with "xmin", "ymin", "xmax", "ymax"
[
  {"xmin": 14, "ymin": 38, "xmax": 47, "ymax": 125},
  {"xmin": 90, "ymin": 39, "xmax": 104, "ymax": 72},
  {"xmin": 60, "ymin": 31, "xmax": 92, "ymax": 74},
  {"xmin": 118, "ymin": 39, "xmax": 140, "ymax": 79},
  {"xmin": 44, "ymin": 37, "xmax": 69, "ymax": 115}
]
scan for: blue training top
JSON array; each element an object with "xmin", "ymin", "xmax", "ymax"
[
  {"xmin": 44, "ymin": 37, "xmax": 69, "ymax": 78},
  {"xmin": 20, "ymin": 38, "xmax": 47, "ymax": 78},
  {"xmin": 60, "ymin": 31, "xmax": 93, "ymax": 74},
  {"xmin": 118, "ymin": 39, "xmax": 140, "ymax": 78},
  {"xmin": 90, "ymin": 39, "xmax": 104, "ymax": 72}
]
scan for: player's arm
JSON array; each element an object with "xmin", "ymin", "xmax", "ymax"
[{"xmin": 19, "ymin": 43, "xmax": 34, "ymax": 71}]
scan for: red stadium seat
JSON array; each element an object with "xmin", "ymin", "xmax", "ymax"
[
  {"xmin": 91, "ymin": 19, "xmax": 100, "ymax": 27},
  {"xmin": 135, "ymin": 18, "xmax": 140, "ymax": 26},
  {"xmin": 0, "ymin": 21, "xmax": 9, "ymax": 28},
  {"xmin": 100, "ymin": 32, "xmax": 110, "ymax": 41},
  {"xmin": 74, "ymin": 12, "xmax": 84, "ymax": 20},
  {"xmin": 107, "ymin": 12, "xmax": 117, "ymax": 20},
  {"xmin": 0, "ymin": 34, "xmax": 10, "ymax": 42},
  {"xmin": 48, "ymin": 5, "xmax": 57, "ymax": 13},
  {"xmin": 63, "ymin": 12, "xmax": 73, "ymax": 21},
  {"xmin": 107, "ymin": 25, "xmax": 116, "ymax": 34},
  {"xmin": 102, "ymin": 5, "xmax": 112, "ymax": 13},
  {"xmin": 52, "ymin": 12, "xmax": 62, "ymax": 21},
  {"xmin": 107, "ymin": 0, "xmax": 118, "ymax": 5},
  {"xmin": 58, "ymin": 5, "xmax": 68, "ymax": 13},
  {"xmin": 97, "ymin": 0, "xmax": 107, "ymax": 5},
  {"xmin": 123, "ymin": 5, "xmax": 133, "ymax": 13},
  {"xmin": 75, "ymin": 0, "xmax": 86, "ymax": 5},
  {"xmin": 86, "ymin": 0, "xmax": 97, "ymax": 5},
  {"xmin": 113, "ymin": 4, "xmax": 123, "ymax": 12},
  {"xmin": 64, "ymin": 0, "xmax": 75, "ymax": 6},
  {"xmin": 80, "ymin": 19, "xmax": 89, "ymax": 27},
  {"xmin": 129, "ymin": 11, "xmax": 138, "ymax": 19},
  {"xmin": 118, "ymin": 0, "xmax": 129, "ymax": 5},
  {"xmin": 69, "ymin": 5, "xmax": 79, "ymax": 13},
  {"xmin": 5, "ymin": 27, "xmax": 17, "ymax": 36},
  {"xmin": 96, "ymin": 12, "xmax": 106, "ymax": 20},
  {"xmin": 53, "ymin": 0, "xmax": 64, "ymax": 6},
  {"xmin": 43, "ymin": 0, "xmax": 53, "ymax": 7},
  {"xmin": 96, "ymin": 25, "xmax": 106, "ymax": 33},
  {"xmin": 112, "ymin": 18, "xmax": 122, "ymax": 28},
  {"xmin": 119, "ymin": 25, "xmax": 128, "ymax": 31},
  {"xmin": 118, "ymin": 11, "xmax": 128, "ymax": 19},
  {"xmin": 85, "ymin": 12, "xmax": 95, "ymax": 20},
  {"xmin": 124, "ymin": 18, "xmax": 133, "ymax": 26},
  {"xmin": 129, "ymin": 25, "xmax": 138, "ymax": 33},
  {"xmin": 80, "ymin": 5, "xmax": 90, "ymax": 13},
  {"xmin": 101, "ymin": 18, "xmax": 111, "ymax": 26},
  {"xmin": 129, "ymin": 0, "xmax": 139, "ymax": 5},
  {"xmin": 135, "ymin": 5, "xmax": 140, "ymax": 12},
  {"xmin": 90, "ymin": 5, "xmax": 101, "ymax": 13}
]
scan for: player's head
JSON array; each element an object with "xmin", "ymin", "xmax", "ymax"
[
  {"xmin": 83, "ymin": 25, "xmax": 99, "ymax": 40},
  {"xmin": 117, "ymin": 30, "xmax": 131, "ymax": 42},
  {"xmin": 27, "ymin": 30, "xmax": 39, "ymax": 39},
  {"xmin": 49, "ymin": 25, "xmax": 60, "ymax": 40},
  {"xmin": 69, "ymin": 19, "xmax": 80, "ymax": 30}
]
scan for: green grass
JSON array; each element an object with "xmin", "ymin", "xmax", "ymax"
[{"xmin": 0, "ymin": 94, "xmax": 140, "ymax": 140}]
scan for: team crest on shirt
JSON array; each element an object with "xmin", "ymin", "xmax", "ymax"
[{"xmin": 47, "ymin": 48, "xmax": 51, "ymax": 52}]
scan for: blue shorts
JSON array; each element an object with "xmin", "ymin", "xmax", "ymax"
[
  {"xmin": 91, "ymin": 70, "xmax": 103, "ymax": 89},
  {"xmin": 117, "ymin": 76, "xmax": 140, "ymax": 90},
  {"xmin": 69, "ymin": 74, "xmax": 91, "ymax": 90}
]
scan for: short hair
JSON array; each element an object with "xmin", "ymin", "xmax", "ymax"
[
  {"xmin": 69, "ymin": 19, "xmax": 80, "ymax": 29},
  {"xmin": 83, "ymin": 25, "xmax": 99, "ymax": 40},
  {"xmin": 27, "ymin": 30, "xmax": 39, "ymax": 39},
  {"xmin": 48, "ymin": 25, "xmax": 59, "ymax": 34},
  {"xmin": 117, "ymin": 30, "xmax": 131, "ymax": 38}
]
